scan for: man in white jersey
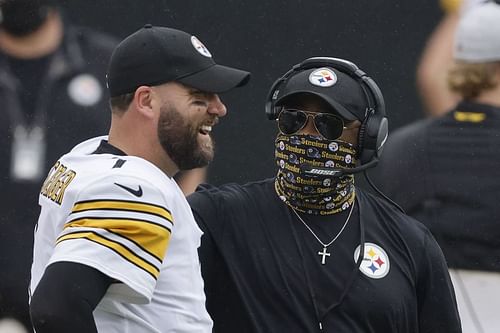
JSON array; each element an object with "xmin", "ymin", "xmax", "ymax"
[{"xmin": 29, "ymin": 24, "xmax": 250, "ymax": 332}]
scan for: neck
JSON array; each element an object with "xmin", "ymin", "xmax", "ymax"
[
  {"xmin": 275, "ymin": 173, "xmax": 356, "ymax": 216},
  {"xmin": 474, "ymin": 85, "xmax": 500, "ymax": 108},
  {"xmin": 0, "ymin": 10, "xmax": 63, "ymax": 59},
  {"xmin": 108, "ymin": 114, "xmax": 179, "ymax": 177}
]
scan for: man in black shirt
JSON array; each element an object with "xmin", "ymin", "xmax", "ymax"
[
  {"xmin": 375, "ymin": 2, "xmax": 500, "ymax": 332},
  {"xmin": 188, "ymin": 57, "xmax": 461, "ymax": 332},
  {"xmin": 0, "ymin": 1, "xmax": 117, "ymax": 331}
]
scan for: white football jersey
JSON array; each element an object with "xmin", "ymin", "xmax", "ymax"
[{"xmin": 30, "ymin": 136, "xmax": 213, "ymax": 332}]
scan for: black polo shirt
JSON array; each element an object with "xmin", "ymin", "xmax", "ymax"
[
  {"xmin": 376, "ymin": 101, "xmax": 500, "ymax": 271},
  {"xmin": 188, "ymin": 178, "xmax": 461, "ymax": 332}
]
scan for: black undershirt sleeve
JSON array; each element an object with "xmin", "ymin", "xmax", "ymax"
[{"xmin": 30, "ymin": 261, "xmax": 113, "ymax": 333}]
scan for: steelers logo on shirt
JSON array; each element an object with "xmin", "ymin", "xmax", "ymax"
[{"xmin": 353, "ymin": 242, "xmax": 390, "ymax": 279}]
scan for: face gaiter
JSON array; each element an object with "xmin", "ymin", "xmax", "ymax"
[{"xmin": 274, "ymin": 133, "xmax": 356, "ymax": 215}]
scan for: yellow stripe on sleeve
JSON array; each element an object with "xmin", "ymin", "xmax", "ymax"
[
  {"xmin": 64, "ymin": 218, "xmax": 170, "ymax": 262},
  {"xmin": 72, "ymin": 200, "xmax": 173, "ymax": 223},
  {"xmin": 56, "ymin": 231, "xmax": 160, "ymax": 279}
]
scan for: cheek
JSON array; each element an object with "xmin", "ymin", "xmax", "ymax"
[{"xmin": 339, "ymin": 128, "xmax": 360, "ymax": 146}]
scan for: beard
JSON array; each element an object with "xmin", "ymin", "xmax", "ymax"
[{"xmin": 157, "ymin": 103, "xmax": 214, "ymax": 170}]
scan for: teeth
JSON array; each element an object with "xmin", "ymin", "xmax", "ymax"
[{"xmin": 201, "ymin": 125, "xmax": 212, "ymax": 133}]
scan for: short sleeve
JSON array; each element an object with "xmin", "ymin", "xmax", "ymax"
[
  {"xmin": 187, "ymin": 184, "xmax": 224, "ymax": 235},
  {"xmin": 417, "ymin": 230, "xmax": 462, "ymax": 332},
  {"xmin": 187, "ymin": 184, "xmax": 226, "ymax": 280},
  {"xmin": 49, "ymin": 176, "xmax": 174, "ymax": 304}
]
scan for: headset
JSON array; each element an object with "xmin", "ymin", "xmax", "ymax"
[{"xmin": 265, "ymin": 57, "xmax": 388, "ymax": 176}]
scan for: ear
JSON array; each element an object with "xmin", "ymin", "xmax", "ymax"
[{"xmin": 133, "ymin": 86, "xmax": 156, "ymax": 119}]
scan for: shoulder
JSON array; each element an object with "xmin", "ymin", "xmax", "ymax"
[
  {"xmin": 383, "ymin": 118, "xmax": 432, "ymax": 156},
  {"xmin": 64, "ymin": 24, "xmax": 118, "ymax": 60},
  {"xmin": 65, "ymin": 138, "xmax": 166, "ymax": 182},
  {"xmin": 384, "ymin": 111, "xmax": 459, "ymax": 154},
  {"xmin": 52, "ymin": 138, "xmax": 175, "ymax": 208},
  {"xmin": 376, "ymin": 119, "xmax": 432, "ymax": 180},
  {"xmin": 357, "ymin": 190, "xmax": 448, "ymax": 274},
  {"xmin": 374, "ymin": 118, "xmax": 436, "ymax": 193},
  {"xmin": 357, "ymin": 189, "xmax": 431, "ymax": 240},
  {"xmin": 188, "ymin": 178, "xmax": 274, "ymax": 208}
]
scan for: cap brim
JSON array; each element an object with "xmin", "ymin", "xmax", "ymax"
[
  {"xmin": 276, "ymin": 91, "xmax": 358, "ymax": 121},
  {"xmin": 178, "ymin": 64, "xmax": 250, "ymax": 93}
]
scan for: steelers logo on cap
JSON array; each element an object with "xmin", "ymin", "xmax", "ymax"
[
  {"xmin": 354, "ymin": 242, "xmax": 390, "ymax": 279},
  {"xmin": 309, "ymin": 68, "xmax": 337, "ymax": 87},
  {"xmin": 191, "ymin": 36, "xmax": 212, "ymax": 58}
]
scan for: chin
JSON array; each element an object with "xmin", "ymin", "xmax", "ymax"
[
  {"xmin": 198, "ymin": 135, "xmax": 214, "ymax": 151},
  {"xmin": 188, "ymin": 144, "xmax": 213, "ymax": 168},
  {"xmin": 198, "ymin": 148, "xmax": 214, "ymax": 165}
]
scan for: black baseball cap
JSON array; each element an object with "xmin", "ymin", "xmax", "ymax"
[
  {"xmin": 274, "ymin": 67, "xmax": 369, "ymax": 121},
  {"xmin": 106, "ymin": 24, "xmax": 250, "ymax": 97}
]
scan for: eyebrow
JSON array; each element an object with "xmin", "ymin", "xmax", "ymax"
[{"xmin": 188, "ymin": 88, "xmax": 212, "ymax": 99}]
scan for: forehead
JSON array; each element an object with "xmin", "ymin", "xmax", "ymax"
[{"xmin": 155, "ymin": 81, "xmax": 211, "ymax": 98}]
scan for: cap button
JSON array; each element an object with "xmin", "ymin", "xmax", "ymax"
[{"xmin": 144, "ymin": 24, "xmax": 153, "ymax": 29}]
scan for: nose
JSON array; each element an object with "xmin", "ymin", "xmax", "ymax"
[
  {"xmin": 208, "ymin": 94, "xmax": 227, "ymax": 117},
  {"xmin": 298, "ymin": 115, "xmax": 319, "ymax": 136}
]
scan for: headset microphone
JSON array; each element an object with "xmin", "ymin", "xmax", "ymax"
[{"xmin": 300, "ymin": 159, "xmax": 379, "ymax": 177}]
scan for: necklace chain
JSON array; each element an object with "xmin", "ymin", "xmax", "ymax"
[{"xmin": 291, "ymin": 202, "xmax": 355, "ymax": 248}]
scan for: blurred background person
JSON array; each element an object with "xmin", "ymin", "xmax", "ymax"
[
  {"xmin": 376, "ymin": 2, "xmax": 500, "ymax": 332},
  {"xmin": 0, "ymin": 0, "xmax": 117, "ymax": 331},
  {"xmin": 416, "ymin": 0, "xmax": 485, "ymax": 117}
]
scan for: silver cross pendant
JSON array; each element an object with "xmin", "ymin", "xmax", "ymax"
[{"xmin": 318, "ymin": 247, "xmax": 331, "ymax": 265}]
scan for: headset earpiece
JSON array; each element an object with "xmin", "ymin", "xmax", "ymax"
[
  {"xmin": 357, "ymin": 76, "xmax": 388, "ymax": 164},
  {"xmin": 357, "ymin": 109, "xmax": 388, "ymax": 164}
]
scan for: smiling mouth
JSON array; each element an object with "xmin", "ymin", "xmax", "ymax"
[{"xmin": 199, "ymin": 124, "xmax": 213, "ymax": 135}]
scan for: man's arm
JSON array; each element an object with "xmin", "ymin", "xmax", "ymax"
[
  {"xmin": 30, "ymin": 261, "xmax": 112, "ymax": 333},
  {"xmin": 417, "ymin": 231, "xmax": 462, "ymax": 332},
  {"xmin": 416, "ymin": 12, "xmax": 460, "ymax": 117}
]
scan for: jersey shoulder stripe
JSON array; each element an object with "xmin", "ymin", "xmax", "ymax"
[
  {"xmin": 56, "ymin": 230, "xmax": 161, "ymax": 280},
  {"xmin": 64, "ymin": 216, "xmax": 170, "ymax": 262},
  {"xmin": 72, "ymin": 199, "xmax": 173, "ymax": 224}
]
